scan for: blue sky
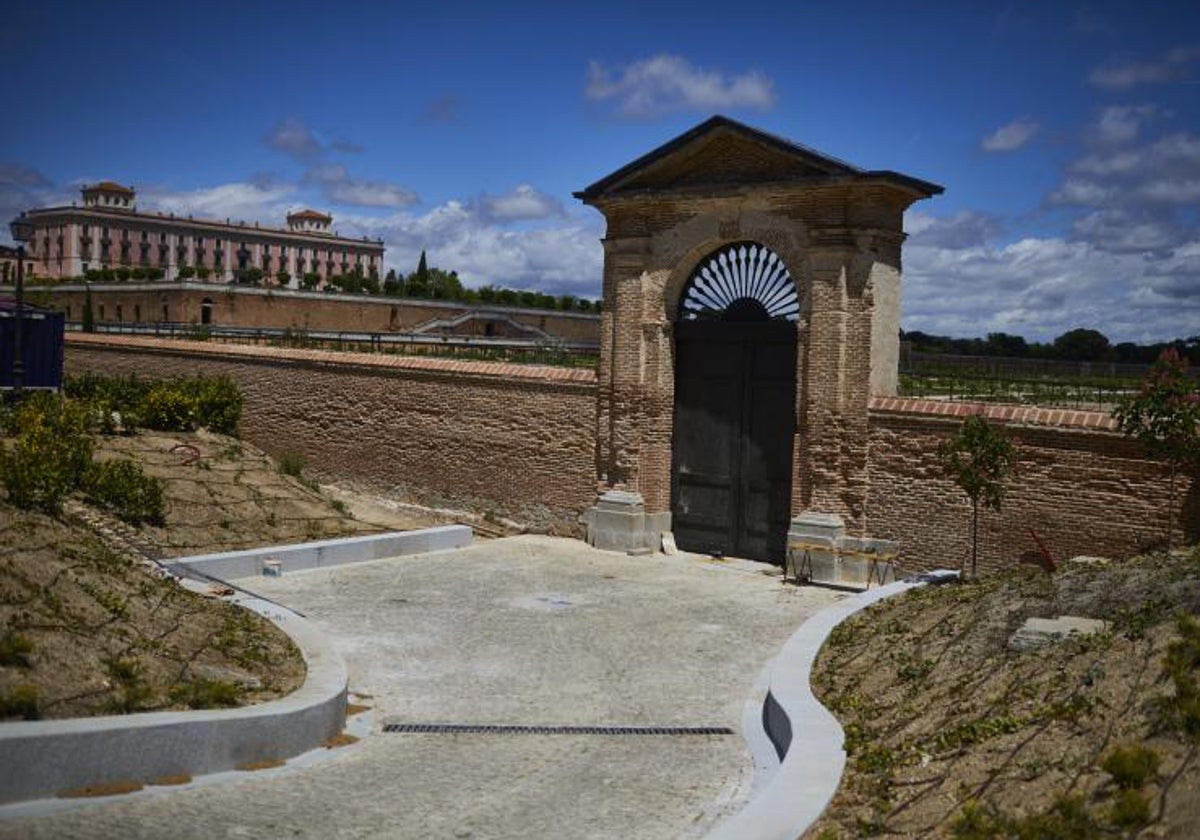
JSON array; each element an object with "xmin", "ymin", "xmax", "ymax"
[{"xmin": 3, "ymin": 0, "xmax": 1198, "ymax": 343}]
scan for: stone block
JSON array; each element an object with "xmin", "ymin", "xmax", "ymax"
[
  {"xmin": 838, "ymin": 556, "xmax": 871, "ymax": 587},
  {"xmin": 789, "ymin": 512, "xmax": 846, "ymax": 545},
  {"xmin": 1008, "ymin": 616, "xmax": 1110, "ymax": 651},
  {"xmin": 581, "ymin": 492, "xmax": 670, "ymax": 553}
]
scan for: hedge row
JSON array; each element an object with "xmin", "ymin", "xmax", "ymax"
[{"xmin": 64, "ymin": 374, "xmax": 243, "ymax": 435}]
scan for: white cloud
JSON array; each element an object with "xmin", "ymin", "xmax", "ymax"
[
  {"xmin": 980, "ymin": 118, "xmax": 1039, "ymax": 152},
  {"xmin": 1089, "ymin": 44, "xmax": 1200, "ymax": 89},
  {"xmin": 903, "ymin": 233, "xmax": 1200, "ymax": 343},
  {"xmin": 264, "ymin": 117, "xmax": 364, "ymax": 161},
  {"xmin": 1071, "ymin": 208, "xmax": 1183, "ymax": 253},
  {"xmin": 1055, "ymin": 131, "xmax": 1200, "ymax": 209},
  {"xmin": 139, "ymin": 181, "xmax": 298, "ymax": 225},
  {"xmin": 338, "ymin": 200, "xmax": 603, "ymax": 296},
  {"xmin": 1089, "ymin": 105, "xmax": 1160, "ymax": 146},
  {"xmin": 585, "ymin": 54, "xmax": 775, "ymax": 118},
  {"xmin": 906, "ymin": 211, "xmax": 1000, "ymax": 249},
  {"xmin": 0, "ymin": 164, "xmax": 65, "ymax": 246},
  {"xmin": 305, "ymin": 164, "xmax": 418, "ymax": 209},
  {"xmin": 471, "ymin": 184, "xmax": 563, "ymax": 222},
  {"xmin": 263, "ymin": 118, "xmax": 323, "ymax": 161}
]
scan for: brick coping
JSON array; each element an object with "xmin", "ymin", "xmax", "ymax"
[
  {"xmin": 868, "ymin": 396, "xmax": 1118, "ymax": 431},
  {"xmin": 66, "ymin": 333, "xmax": 599, "ymax": 385}
]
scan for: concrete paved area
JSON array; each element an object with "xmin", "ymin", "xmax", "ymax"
[{"xmin": 1, "ymin": 536, "xmax": 842, "ymax": 840}]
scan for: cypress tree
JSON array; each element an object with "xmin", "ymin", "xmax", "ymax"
[
  {"xmin": 416, "ymin": 250, "xmax": 428, "ymax": 284},
  {"xmin": 82, "ymin": 285, "xmax": 95, "ymax": 332}
]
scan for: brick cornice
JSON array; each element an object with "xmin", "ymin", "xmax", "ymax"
[
  {"xmin": 868, "ymin": 396, "xmax": 1119, "ymax": 431},
  {"xmin": 66, "ymin": 333, "xmax": 598, "ymax": 387}
]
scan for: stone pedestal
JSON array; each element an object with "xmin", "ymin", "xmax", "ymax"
[
  {"xmin": 581, "ymin": 490, "xmax": 671, "ymax": 553},
  {"xmin": 787, "ymin": 511, "xmax": 900, "ymax": 589}
]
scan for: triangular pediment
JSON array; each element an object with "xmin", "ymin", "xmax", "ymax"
[
  {"xmin": 576, "ymin": 116, "xmax": 860, "ymax": 200},
  {"xmin": 575, "ymin": 115, "xmax": 943, "ymax": 202}
]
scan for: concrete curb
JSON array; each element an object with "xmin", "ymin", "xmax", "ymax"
[
  {"xmin": 0, "ymin": 592, "xmax": 346, "ymax": 806},
  {"xmin": 165, "ymin": 525, "xmax": 473, "ymax": 581},
  {"xmin": 707, "ymin": 570, "xmax": 958, "ymax": 840},
  {"xmin": 0, "ymin": 526, "xmax": 474, "ymax": 807}
]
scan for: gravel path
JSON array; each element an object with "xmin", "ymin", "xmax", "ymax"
[{"xmin": 2, "ymin": 536, "xmax": 841, "ymax": 840}]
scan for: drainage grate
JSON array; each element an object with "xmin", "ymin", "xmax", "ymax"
[{"xmin": 383, "ymin": 723, "xmax": 733, "ymax": 736}]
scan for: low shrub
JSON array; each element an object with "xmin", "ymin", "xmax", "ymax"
[
  {"xmin": 0, "ymin": 395, "xmax": 94, "ymax": 513},
  {"xmin": 83, "ymin": 458, "xmax": 165, "ymax": 525},
  {"xmin": 103, "ymin": 656, "xmax": 153, "ymax": 713},
  {"xmin": 138, "ymin": 385, "xmax": 199, "ymax": 431},
  {"xmin": 169, "ymin": 678, "xmax": 243, "ymax": 710},
  {"xmin": 277, "ymin": 452, "xmax": 305, "ymax": 478},
  {"xmin": 1102, "ymin": 744, "xmax": 1161, "ymax": 790},
  {"xmin": 188, "ymin": 375, "xmax": 242, "ymax": 435},
  {"xmin": 64, "ymin": 374, "xmax": 242, "ymax": 435},
  {"xmin": 0, "ymin": 684, "xmax": 39, "ymax": 720},
  {"xmin": 1159, "ymin": 613, "xmax": 1200, "ymax": 738},
  {"xmin": 1108, "ymin": 789, "xmax": 1153, "ymax": 829},
  {"xmin": 0, "ymin": 631, "xmax": 34, "ymax": 667}
]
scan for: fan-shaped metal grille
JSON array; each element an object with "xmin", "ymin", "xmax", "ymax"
[{"xmin": 679, "ymin": 243, "xmax": 799, "ymax": 322}]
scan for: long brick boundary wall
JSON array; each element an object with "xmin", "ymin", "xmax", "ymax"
[
  {"xmin": 62, "ymin": 336, "xmax": 1194, "ymax": 566},
  {"xmin": 65, "ymin": 335, "xmax": 599, "ymax": 530},
  {"xmin": 866, "ymin": 397, "xmax": 1199, "ymax": 572}
]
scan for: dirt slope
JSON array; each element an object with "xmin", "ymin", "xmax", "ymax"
[
  {"xmin": 807, "ymin": 550, "xmax": 1200, "ymax": 838},
  {"xmin": 1, "ymin": 428, "xmax": 441, "ymax": 722}
]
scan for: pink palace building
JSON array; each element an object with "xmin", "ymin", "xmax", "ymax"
[{"xmin": 11, "ymin": 181, "xmax": 384, "ymax": 286}]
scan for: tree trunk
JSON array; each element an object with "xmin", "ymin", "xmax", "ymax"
[
  {"xmin": 971, "ymin": 496, "xmax": 979, "ymax": 579},
  {"xmin": 1167, "ymin": 461, "xmax": 1177, "ymax": 556}
]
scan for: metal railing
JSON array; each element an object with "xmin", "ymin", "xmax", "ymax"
[
  {"xmin": 67, "ymin": 321, "xmax": 600, "ymax": 368},
  {"xmin": 897, "ymin": 351, "xmax": 1196, "ymax": 410}
]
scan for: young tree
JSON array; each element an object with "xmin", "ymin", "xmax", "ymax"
[
  {"xmin": 938, "ymin": 414, "xmax": 1017, "ymax": 578},
  {"xmin": 1113, "ymin": 347, "xmax": 1200, "ymax": 553},
  {"xmin": 82, "ymin": 285, "xmax": 95, "ymax": 333}
]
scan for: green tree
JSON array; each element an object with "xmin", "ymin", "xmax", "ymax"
[
  {"xmin": 938, "ymin": 415, "xmax": 1017, "ymax": 578},
  {"xmin": 275, "ymin": 271, "xmax": 291, "ymax": 286},
  {"xmin": 177, "ymin": 265, "xmax": 195, "ymax": 280},
  {"xmin": 1113, "ymin": 348, "xmax": 1200, "ymax": 553},
  {"xmin": 415, "ymin": 250, "xmax": 429, "ymax": 285},
  {"xmin": 426, "ymin": 268, "xmax": 463, "ymax": 300},
  {"xmin": 300, "ymin": 272, "xmax": 320, "ymax": 290},
  {"xmin": 1053, "ymin": 328, "xmax": 1111, "ymax": 361},
  {"xmin": 986, "ymin": 332, "xmax": 1028, "ymax": 357},
  {"xmin": 82, "ymin": 286, "xmax": 95, "ymax": 333}
]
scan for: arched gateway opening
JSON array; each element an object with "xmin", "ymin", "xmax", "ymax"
[
  {"xmin": 672, "ymin": 243, "xmax": 799, "ymax": 563},
  {"xmin": 575, "ymin": 116, "xmax": 942, "ymax": 567}
]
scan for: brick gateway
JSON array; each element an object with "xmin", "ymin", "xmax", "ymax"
[{"xmin": 575, "ymin": 116, "xmax": 945, "ymax": 568}]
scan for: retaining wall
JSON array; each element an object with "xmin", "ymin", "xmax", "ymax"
[{"xmin": 65, "ymin": 335, "xmax": 599, "ymax": 528}]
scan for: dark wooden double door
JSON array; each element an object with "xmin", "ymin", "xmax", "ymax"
[{"xmin": 671, "ymin": 320, "xmax": 797, "ymax": 564}]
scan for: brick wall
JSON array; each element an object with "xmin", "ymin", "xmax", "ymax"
[
  {"xmin": 866, "ymin": 398, "xmax": 1199, "ymax": 572},
  {"xmin": 62, "ymin": 336, "xmax": 1196, "ymax": 563},
  {"xmin": 65, "ymin": 335, "xmax": 599, "ymax": 530}
]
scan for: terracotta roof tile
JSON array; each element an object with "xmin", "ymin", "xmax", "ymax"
[{"xmin": 868, "ymin": 396, "xmax": 1118, "ymax": 431}]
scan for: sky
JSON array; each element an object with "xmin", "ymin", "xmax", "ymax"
[{"xmin": 2, "ymin": 0, "xmax": 1198, "ymax": 344}]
